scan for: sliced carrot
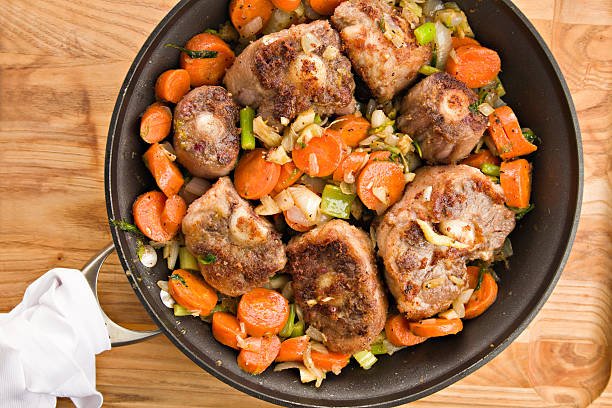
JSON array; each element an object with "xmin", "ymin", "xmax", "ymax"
[
  {"xmin": 445, "ymin": 45, "xmax": 501, "ymax": 88},
  {"xmin": 238, "ymin": 288, "xmax": 290, "ymax": 337},
  {"xmin": 168, "ymin": 269, "xmax": 218, "ymax": 315},
  {"xmin": 155, "ymin": 69, "xmax": 191, "ymax": 104},
  {"xmin": 271, "ymin": 0, "xmax": 301, "ymax": 12},
  {"xmin": 385, "ymin": 315, "xmax": 428, "ymax": 347},
  {"xmin": 292, "ymin": 130, "xmax": 343, "ymax": 177},
  {"xmin": 309, "ymin": 0, "xmax": 345, "ymax": 15},
  {"xmin": 367, "ymin": 150, "xmax": 393, "ymax": 163},
  {"xmin": 140, "ymin": 102, "xmax": 172, "ymax": 144},
  {"xmin": 311, "ymin": 350, "xmax": 350, "ymax": 372},
  {"xmin": 409, "ymin": 318, "xmax": 463, "ymax": 338},
  {"xmin": 332, "ymin": 151, "xmax": 368, "ymax": 182},
  {"xmin": 460, "ymin": 149, "xmax": 500, "ymax": 168},
  {"xmin": 212, "ymin": 312, "xmax": 246, "ymax": 349},
  {"xmin": 179, "ymin": 33, "xmax": 235, "ymax": 87},
  {"xmin": 273, "ymin": 162, "xmax": 304, "ymax": 194},
  {"xmin": 464, "ymin": 272, "xmax": 498, "ymax": 319},
  {"xmin": 492, "ymin": 106, "xmax": 537, "ymax": 160},
  {"xmin": 356, "ymin": 160, "xmax": 405, "ymax": 212},
  {"xmin": 284, "ymin": 209, "xmax": 314, "ymax": 233},
  {"xmin": 133, "ymin": 191, "xmax": 175, "ymax": 242},
  {"xmin": 229, "ymin": 0, "xmax": 274, "ymax": 37},
  {"xmin": 234, "ymin": 148, "xmax": 281, "ymax": 199},
  {"xmin": 451, "ymin": 36, "xmax": 480, "ymax": 49},
  {"xmin": 331, "ymin": 114, "xmax": 370, "ymax": 148},
  {"xmin": 143, "ymin": 143, "xmax": 184, "ymax": 197},
  {"xmin": 466, "ymin": 265, "xmax": 481, "ymax": 289},
  {"xmin": 237, "ymin": 335, "xmax": 281, "ymax": 375},
  {"xmin": 161, "ymin": 195, "xmax": 187, "ymax": 237},
  {"xmin": 275, "ymin": 335, "xmax": 310, "ymax": 362},
  {"xmin": 500, "ymin": 159, "xmax": 532, "ymax": 208}
]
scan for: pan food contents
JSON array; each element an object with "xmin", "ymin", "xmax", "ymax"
[{"xmin": 118, "ymin": 0, "xmax": 539, "ymax": 386}]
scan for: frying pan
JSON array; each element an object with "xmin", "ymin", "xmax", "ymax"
[{"xmin": 96, "ymin": 0, "xmax": 583, "ymax": 406}]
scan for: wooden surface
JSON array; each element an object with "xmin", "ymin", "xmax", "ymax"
[{"xmin": 0, "ymin": 0, "xmax": 610, "ymax": 407}]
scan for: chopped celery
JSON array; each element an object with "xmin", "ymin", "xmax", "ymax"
[
  {"xmin": 314, "ymin": 113, "xmax": 322, "ymax": 125},
  {"xmin": 495, "ymin": 77, "xmax": 507, "ymax": 97},
  {"xmin": 353, "ymin": 350, "xmax": 378, "ymax": 370},
  {"xmin": 173, "ymin": 304, "xmax": 193, "ymax": 316},
  {"xmin": 240, "ymin": 106, "xmax": 256, "ymax": 150},
  {"xmin": 291, "ymin": 320, "xmax": 305, "ymax": 337},
  {"xmin": 414, "ymin": 22, "xmax": 436, "ymax": 45},
  {"xmin": 197, "ymin": 254, "xmax": 216, "ymax": 265},
  {"xmin": 370, "ymin": 342, "xmax": 387, "ymax": 355},
  {"xmin": 179, "ymin": 247, "xmax": 198, "ymax": 271},
  {"xmin": 321, "ymin": 184, "xmax": 355, "ymax": 220},
  {"xmin": 418, "ymin": 65, "xmax": 441, "ymax": 76},
  {"xmin": 279, "ymin": 304, "xmax": 296, "ymax": 338},
  {"xmin": 480, "ymin": 163, "xmax": 500, "ymax": 177}
]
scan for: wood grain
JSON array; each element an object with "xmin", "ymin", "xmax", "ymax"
[{"xmin": 0, "ymin": 0, "xmax": 610, "ymax": 407}]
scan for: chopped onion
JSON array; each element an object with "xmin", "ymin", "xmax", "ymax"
[
  {"xmin": 184, "ymin": 177, "xmax": 211, "ymax": 197},
  {"xmin": 157, "ymin": 280, "xmax": 169, "ymax": 291},
  {"xmin": 253, "ymin": 116, "xmax": 282, "ymax": 147},
  {"xmin": 370, "ymin": 110, "xmax": 388, "ymax": 128},
  {"xmin": 340, "ymin": 181, "xmax": 356, "ymax": 195},
  {"xmin": 382, "ymin": 339, "xmax": 406, "ymax": 355},
  {"xmin": 138, "ymin": 244, "xmax": 157, "ymax": 267},
  {"xmin": 263, "ymin": 8, "xmax": 294, "ymax": 35},
  {"xmin": 306, "ymin": 325, "xmax": 327, "ymax": 343},
  {"xmin": 452, "ymin": 296, "xmax": 466, "ymax": 318},
  {"xmin": 381, "ymin": 14, "xmax": 406, "ymax": 48},
  {"xmin": 299, "ymin": 123, "xmax": 324, "ymax": 146},
  {"xmin": 416, "ymin": 220, "xmax": 470, "ymax": 249},
  {"xmin": 274, "ymin": 362, "xmax": 304, "ymax": 372},
  {"xmin": 274, "ymin": 362, "xmax": 318, "ymax": 384},
  {"xmin": 266, "ymin": 145, "xmax": 292, "ymax": 165},
  {"xmin": 322, "ymin": 45, "xmax": 339, "ymax": 60},
  {"xmin": 434, "ymin": 21, "xmax": 452, "ymax": 69},
  {"xmin": 310, "ymin": 342, "xmax": 329, "ymax": 354},
  {"xmin": 255, "ymin": 195, "xmax": 282, "ymax": 216},
  {"xmin": 458, "ymin": 288, "xmax": 474, "ymax": 304},
  {"xmin": 281, "ymin": 281, "xmax": 294, "ymax": 300},
  {"xmin": 315, "ymin": 211, "xmax": 332, "ymax": 226},
  {"xmin": 308, "ymin": 153, "xmax": 320, "ymax": 175},
  {"xmin": 423, "ymin": 185, "xmax": 433, "ymax": 201},
  {"xmin": 372, "ymin": 186, "xmax": 390, "ymax": 206},
  {"xmin": 165, "ymin": 240, "xmax": 180, "ymax": 269},
  {"xmin": 397, "ymin": 134, "xmax": 415, "ymax": 155},
  {"xmin": 159, "ymin": 289, "xmax": 175, "ymax": 308},
  {"xmin": 404, "ymin": 172, "xmax": 416, "ymax": 183},
  {"xmin": 301, "ymin": 32, "xmax": 322, "ymax": 53},
  {"xmin": 293, "ymin": 109, "xmax": 317, "ymax": 133},
  {"xmin": 478, "ymin": 102, "xmax": 495, "ymax": 117},
  {"xmin": 241, "ymin": 16, "xmax": 263, "ymax": 38},
  {"xmin": 359, "ymin": 135, "xmax": 380, "ymax": 146},
  {"xmin": 439, "ymin": 308, "xmax": 460, "ymax": 319},
  {"xmin": 274, "ymin": 189, "xmax": 295, "ymax": 211},
  {"xmin": 159, "ymin": 142, "xmax": 176, "ymax": 161},
  {"xmin": 303, "ymin": 345, "xmax": 326, "ymax": 388},
  {"xmin": 439, "ymin": 219, "xmax": 475, "ymax": 246},
  {"xmin": 384, "ymin": 133, "xmax": 400, "ymax": 146},
  {"xmin": 286, "ymin": 205, "xmax": 315, "ymax": 229},
  {"xmin": 288, "ymin": 185, "xmax": 321, "ymax": 222},
  {"xmin": 423, "ymin": 0, "xmax": 443, "ymax": 17}
]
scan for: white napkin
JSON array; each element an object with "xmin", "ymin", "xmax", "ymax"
[{"xmin": 0, "ymin": 268, "xmax": 111, "ymax": 408}]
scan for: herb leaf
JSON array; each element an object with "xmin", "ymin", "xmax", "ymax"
[
  {"xmin": 469, "ymin": 101, "xmax": 480, "ymax": 114},
  {"xmin": 170, "ymin": 273, "xmax": 187, "ymax": 286},
  {"xmin": 165, "ymin": 43, "xmax": 218, "ymax": 59},
  {"xmin": 509, "ymin": 203, "xmax": 535, "ymax": 220},
  {"xmin": 111, "ymin": 219, "xmax": 144, "ymax": 237},
  {"xmin": 412, "ymin": 140, "xmax": 423, "ymax": 158},
  {"xmin": 197, "ymin": 254, "xmax": 217, "ymax": 265}
]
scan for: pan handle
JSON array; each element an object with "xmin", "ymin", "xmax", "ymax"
[{"xmin": 82, "ymin": 243, "xmax": 161, "ymax": 347}]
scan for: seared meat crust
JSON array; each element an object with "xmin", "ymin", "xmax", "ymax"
[
  {"xmin": 286, "ymin": 220, "xmax": 387, "ymax": 354},
  {"xmin": 332, "ymin": 0, "xmax": 432, "ymax": 101},
  {"xmin": 224, "ymin": 20, "xmax": 356, "ymax": 123},
  {"xmin": 376, "ymin": 165, "xmax": 515, "ymax": 320},
  {"xmin": 182, "ymin": 177, "xmax": 286, "ymax": 296},
  {"xmin": 397, "ymin": 72, "xmax": 487, "ymax": 164},
  {"xmin": 173, "ymin": 86, "xmax": 240, "ymax": 178}
]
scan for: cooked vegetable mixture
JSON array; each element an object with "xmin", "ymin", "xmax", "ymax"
[{"xmin": 114, "ymin": 0, "xmax": 538, "ymax": 387}]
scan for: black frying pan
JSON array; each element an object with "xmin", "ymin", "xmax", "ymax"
[{"xmin": 102, "ymin": 0, "xmax": 583, "ymax": 406}]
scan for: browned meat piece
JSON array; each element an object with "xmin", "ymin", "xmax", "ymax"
[
  {"xmin": 331, "ymin": 0, "xmax": 432, "ymax": 101},
  {"xmin": 376, "ymin": 165, "xmax": 515, "ymax": 321},
  {"xmin": 286, "ymin": 220, "xmax": 387, "ymax": 354},
  {"xmin": 182, "ymin": 177, "xmax": 286, "ymax": 297},
  {"xmin": 174, "ymin": 86, "xmax": 239, "ymax": 178},
  {"xmin": 397, "ymin": 72, "xmax": 487, "ymax": 164},
  {"xmin": 224, "ymin": 20, "xmax": 356, "ymax": 124}
]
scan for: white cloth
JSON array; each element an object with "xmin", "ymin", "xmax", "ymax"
[{"xmin": 0, "ymin": 268, "xmax": 111, "ymax": 408}]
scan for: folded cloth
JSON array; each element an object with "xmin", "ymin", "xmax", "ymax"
[{"xmin": 0, "ymin": 268, "xmax": 111, "ymax": 408}]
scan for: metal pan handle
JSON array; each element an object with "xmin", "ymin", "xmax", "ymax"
[{"xmin": 82, "ymin": 243, "xmax": 160, "ymax": 347}]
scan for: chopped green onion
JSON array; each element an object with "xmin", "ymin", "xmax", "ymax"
[
  {"xmin": 353, "ymin": 350, "xmax": 378, "ymax": 370},
  {"xmin": 179, "ymin": 247, "xmax": 198, "ymax": 271},
  {"xmin": 169, "ymin": 273, "xmax": 187, "ymax": 286},
  {"xmin": 509, "ymin": 203, "xmax": 535, "ymax": 220},
  {"xmin": 321, "ymin": 184, "xmax": 355, "ymax": 220},
  {"xmin": 314, "ymin": 113, "xmax": 322, "ymax": 125},
  {"xmin": 240, "ymin": 106, "xmax": 256, "ymax": 150},
  {"xmin": 480, "ymin": 163, "xmax": 500, "ymax": 177},
  {"xmin": 521, "ymin": 128, "xmax": 537, "ymax": 144},
  {"xmin": 413, "ymin": 140, "xmax": 423, "ymax": 158},
  {"xmin": 164, "ymin": 43, "xmax": 218, "ymax": 59},
  {"xmin": 110, "ymin": 219, "xmax": 144, "ymax": 237},
  {"xmin": 173, "ymin": 304, "xmax": 193, "ymax": 316},
  {"xmin": 197, "ymin": 254, "xmax": 217, "ymax": 265},
  {"xmin": 290, "ymin": 320, "xmax": 305, "ymax": 338},
  {"xmin": 279, "ymin": 304, "xmax": 296, "ymax": 338},
  {"xmin": 418, "ymin": 65, "xmax": 441, "ymax": 76},
  {"xmin": 414, "ymin": 22, "xmax": 436, "ymax": 45},
  {"xmin": 370, "ymin": 342, "xmax": 387, "ymax": 355}
]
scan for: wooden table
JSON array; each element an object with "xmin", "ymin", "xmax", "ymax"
[{"xmin": 1, "ymin": 1, "xmax": 610, "ymax": 407}]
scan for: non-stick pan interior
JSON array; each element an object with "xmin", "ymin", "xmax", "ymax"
[{"xmin": 105, "ymin": 1, "xmax": 581, "ymax": 406}]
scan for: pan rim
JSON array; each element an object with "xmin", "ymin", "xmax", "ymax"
[{"xmin": 104, "ymin": 0, "xmax": 583, "ymax": 406}]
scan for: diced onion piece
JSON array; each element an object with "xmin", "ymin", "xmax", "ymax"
[
  {"xmin": 452, "ymin": 296, "xmax": 466, "ymax": 318},
  {"xmin": 423, "ymin": 277, "xmax": 445, "ymax": 289},
  {"xmin": 299, "ymin": 123, "xmax": 324, "ymax": 146},
  {"xmin": 405, "ymin": 172, "xmax": 416, "ymax": 183},
  {"xmin": 359, "ymin": 135, "xmax": 380, "ymax": 146},
  {"xmin": 157, "ymin": 280, "xmax": 169, "ymax": 291},
  {"xmin": 286, "ymin": 205, "xmax": 316, "ymax": 229},
  {"xmin": 372, "ymin": 186, "xmax": 390, "ymax": 205},
  {"xmin": 184, "ymin": 177, "xmax": 211, "ymax": 197},
  {"xmin": 340, "ymin": 181, "xmax": 356, "ymax": 195},
  {"xmin": 308, "ymin": 153, "xmax": 320, "ymax": 175},
  {"xmin": 266, "ymin": 145, "xmax": 292, "ymax": 165},
  {"xmin": 439, "ymin": 219, "xmax": 475, "ymax": 245},
  {"xmin": 434, "ymin": 21, "xmax": 452, "ymax": 69},
  {"xmin": 310, "ymin": 342, "xmax": 329, "ymax": 354},
  {"xmin": 159, "ymin": 142, "xmax": 177, "ymax": 161},
  {"xmin": 458, "ymin": 288, "xmax": 474, "ymax": 304},
  {"xmin": 370, "ymin": 110, "xmax": 388, "ymax": 128},
  {"xmin": 397, "ymin": 134, "xmax": 415, "ymax": 155},
  {"xmin": 439, "ymin": 308, "xmax": 460, "ymax": 319},
  {"xmin": 293, "ymin": 109, "xmax": 316, "ymax": 133},
  {"xmin": 301, "ymin": 32, "xmax": 322, "ymax": 53},
  {"xmin": 478, "ymin": 102, "xmax": 495, "ymax": 116},
  {"xmin": 280, "ymin": 116, "xmax": 290, "ymax": 126},
  {"xmin": 306, "ymin": 325, "xmax": 327, "ymax": 343},
  {"xmin": 322, "ymin": 45, "xmax": 339, "ymax": 60},
  {"xmin": 255, "ymin": 195, "xmax": 282, "ymax": 215},
  {"xmin": 423, "ymin": 185, "xmax": 433, "ymax": 201},
  {"xmin": 384, "ymin": 133, "xmax": 400, "ymax": 146},
  {"xmin": 159, "ymin": 289, "xmax": 175, "ymax": 308},
  {"xmin": 274, "ymin": 362, "xmax": 304, "ymax": 372},
  {"xmin": 416, "ymin": 219, "xmax": 470, "ymax": 249},
  {"xmin": 163, "ymin": 240, "xmax": 179, "ymax": 269},
  {"xmin": 253, "ymin": 116, "xmax": 282, "ymax": 147},
  {"xmin": 288, "ymin": 185, "xmax": 321, "ymax": 222},
  {"xmin": 423, "ymin": 0, "xmax": 443, "ymax": 17},
  {"xmin": 449, "ymin": 275, "xmax": 465, "ymax": 286},
  {"xmin": 274, "ymin": 189, "xmax": 295, "ymax": 211},
  {"xmin": 241, "ymin": 16, "xmax": 263, "ymax": 38},
  {"xmin": 381, "ymin": 14, "xmax": 406, "ymax": 48},
  {"xmin": 382, "ymin": 339, "xmax": 406, "ymax": 355},
  {"xmin": 303, "ymin": 345, "xmax": 326, "ymax": 388},
  {"xmin": 315, "ymin": 211, "xmax": 332, "ymax": 226}
]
